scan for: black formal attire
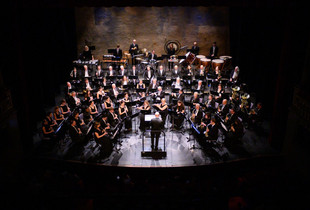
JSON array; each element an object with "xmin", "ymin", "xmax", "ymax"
[
  {"xmin": 167, "ymin": 47, "xmax": 176, "ymax": 70},
  {"xmin": 209, "ymin": 46, "xmax": 219, "ymax": 59},
  {"xmin": 69, "ymin": 124, "xmax": 83, "ymax": 143},
  {"xmin": 157, "ymin": 69, "xmax": 166, "ymax": 77},
  {"xmin": 204, "ymin": 98, "xmax": 216, "ymax": 112},
  {"xmin": 107, "ymin": 111, "xmax": 119, "ymax": 128},
  {"xmin": 173, "ymin": 106, "xmax": 185, "ymax": 129},
  {"xmin": 148, "ymin": 53, "xmax": 157, "ymax": 61},
  {"xmin": 70, "ymin": 70, "xmax": 80, "ymax": 81},
  {"xmin": 60, "ymin": 104, "xmax": 70, "ymax": 118},
  {"xmin": 157, "ymin": 103, "xmax": 168, "ymax": 128},
  {"xmin": 191, "ymin": 45, "xmax": 199, "ymax": 55},
  {"xmin": 192, "ymin": 108, "xmax": 203, "ymax": 124},
  {"xmin": 139, "ymin": 105, "xmax": 151, "ymax": 130},
  {"xmin": 94, "ymin": 127, "xmax": 113, "ymax": 158},
  {"xmin": 150, "ymin": 117, "xmax": 163, "ymax": 150},
  {"xmin": 82, "ymin": 70, "xmax": 91, "ymax": 79},
  {"xmin": 109, "ymin": 87, "xmax": 121, "ymax": 101},
  {"xmin": 143, "ymin": 70, "xmax": 154, "ymax": 80},
  {"xmin": 95, "ymin": 69, "xmax": 104, "ymax": 78},
  {"xmin": 171, "ymin": 68, "xmax": 181, "ymax": 79},
  {"xmin": 226, "ymin": 113, "xmax": 238, "ymax": 127},
  {"xmin": 113, "ymin": 48, "xmax": 123, "ymax": 60},
  {"xmin": 42, "ymin": 124, "xmax": 54, "ymax": 139},
  {"xmin": 119, "ymin": 106, "xmax": 131, "ymax": 130},
  {"xmin": 206, "ymin": 124, "xmax": 219, "ymax": 140},
  {"xmin": 129, "ymin": 43, "xmax": 139, "ymax": 65},
  {"xmin": 81, "ymin": 50, "xmax": 92, "ymax": 61},
  {"xmin": 194, "ymin": 84, "xmax": 205, "ymax": 92},
  {"xmin": 147, "ymin": 82, "xmax": 158, "ymax": 94},
  {"xmin": 218, "ymin": 104, "xmax": 229, "ymax": 118}
]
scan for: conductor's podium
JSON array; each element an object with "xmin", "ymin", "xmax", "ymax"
[{"xmin": 141, "ymin": 114, "xmax": 166, "ymax": 159}]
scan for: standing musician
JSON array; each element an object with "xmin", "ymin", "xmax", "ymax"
[
  {"xmin": 172, "ymin": 100, "xmax": 185, "ymax": 129},
  {"xmin": 118, "ymin": 100, "xmax": 132, "ymax": 131},
  {"xmin": 129, "ymin": 39, "xmax": 139, "ymax": 65},
  {"xmin": 209, "ymin": 42, "xmax": 218, "ymax": 59},
  {"xmin": 80, "ymin": 45, "xmax": 94, "ymax": 61},
  {"xmin": 113, "ymin": 45, "xmax": 123, "ymax": 60},
  {"xmin": 153, "ymin": 98, "xmax": 168, "ymax": 128},
  {"xmin": 137, "ymin": 100, "xmax": 151, "ymax": 130},
  {"xmin": 167, "ymin": 43, "xmax": 176, "ymax": 70},
  {"xmin": 150, "ymin": 112, "xmax": 163, "ymax": 151},
  {"xmin": 191, "ymin": 41, "xmax": 199, "ymax": 55}
]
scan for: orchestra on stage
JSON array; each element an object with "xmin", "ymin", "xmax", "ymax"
[{"xmin": 41, "ymin": 39, "xmax": 264, "ymax": 158}]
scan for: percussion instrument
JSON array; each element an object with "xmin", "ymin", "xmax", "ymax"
[
  {"xmin": 195, "ymin": 55, "xmax": 206, "ymax": 65},
  {"xmin": 180, "ymin": 52, "xmax": 196, "ymax": 67},
  {"xmin": 211, "ymin": 59, "xmax": 224, "ymax": 70},
  {"xmin": 219, "ymin": 56, "xmax": 232, "ymax": 70},
  {"xmin": 200, "ymin": 58, "xmax": 211, "ymax": 68}
]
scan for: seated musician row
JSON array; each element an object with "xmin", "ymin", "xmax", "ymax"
[{"xmin": 69, "ymin": 64, "xmax": 240, "ymax": 85}]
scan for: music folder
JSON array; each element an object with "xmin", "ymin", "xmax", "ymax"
[
  {"xmin": 157, "ymin": 76, "xmax": 166, "ymax": 81},
  {"xmin": 136, "ymin": 88, "xmax": 146, "ymax": 92},
  {"xmin": 129, "ymin": 75, "xmax": 138, "ymax": 79}
]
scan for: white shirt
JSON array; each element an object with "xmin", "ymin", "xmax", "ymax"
[
  {"xmin": 85, "ymin": 70, "xmax": 89, "ymax": 77},
  {"xmin": 232, "ymin": 71, "xmax": 238, "ymax": 80}
]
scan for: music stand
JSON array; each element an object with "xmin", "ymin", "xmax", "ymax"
[
  {"xmin": 157, "ymin": 76, "xmax": 166, "ymax": 81},
  {"xmin": 129, "ymin": 75, "xmax": 138, "ymax": 80}
]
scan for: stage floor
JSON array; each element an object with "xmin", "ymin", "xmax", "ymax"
[{"xmin": 34, "ymin": 116, "xmax": 277, "ymax": 168}]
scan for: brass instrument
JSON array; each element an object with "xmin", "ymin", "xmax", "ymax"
[
  {"xmin": 205, "ymin": 123, "xmax": 211, "ymax": 137},
  {"xmin": 232, "ymin": 86, "xmax": 240, "ymax": 101},
  {"xmin": 240, "ymin": 93, "xmax": 250, "ymax": 113}
]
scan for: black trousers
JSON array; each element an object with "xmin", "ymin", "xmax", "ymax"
[{"xmin": 151, "ymin": 131, "xmax": 161, "ymax": 149}]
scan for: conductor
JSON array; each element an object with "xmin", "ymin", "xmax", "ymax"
[{"xmin": 150, "ymin": 112, "xmax": 163, "ymax": 151}]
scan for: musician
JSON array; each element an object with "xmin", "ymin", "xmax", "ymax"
[
  {"xmin": 83, "ymin": 78, "xmax": 93, "ymax": 91},
  {"xmin": 190, "ymin": 92, "xmax": 200, "ymax": 108},
  {"xmin": 68, "ymin": 91, "xmax": 81, "ymax": 109},
  {"xmin": 204, "ymin": 94, "xmax": 216, "ymax": 112},
  {"xmin": 60, "ymin": 99, "xmax": 71, "ymax": 118},
  {"xmin": 173, "ymin": 100, "xmax": 185, "ymax": 129},
  {"xmin": 73, "ymin": 111, "xmax": 86, "ymax": 132},
  {"xmin": 121, "ymin": 76, "xmax": 130, "ymax": 88},
  {"xmin": 183, "ymin": 65, "xmax": 193, "ymax": 86},
  {"xmin": 154, "ymin": 98, "xmax": 168, "ymax": 127},
  {"xmin": 194, "ymin": 80, "xmax": 204, "ymax": 92},
  {"xmin": 171, "ymin": 65, "xmax": 181, "ymax": 79},
  {"xmin": 191, "ymin": 103, "xmax": 203, "ymax": 124},
  {"xmin": 225, "ymin": 108, "xmax": 238, "ymax": 127},
  {"xmin": 96, "ymin": 86, "xmax": 105, "ymax": 105},
  {"xmin": 129, "ymin": 39, "xmax": 139, "ymax": 65},
  {"xmin": 118, "ymin": 65, "xmax": 127, "ymax": 77},
  {"xmin": 107, "ymin": 66, "xmax": 116, "ymax": 84},
  {"xmin": 82, "ymin": 65, "xmax": 91, "ymax": 78},
  {"xmin": 42, "ymin": 118, "xmax": 55, "ymax": 139},
  {"xmin": 89, "ymin": 100, "xmax": 98, "ymax": 117},
  {"xmin": 95, "ymin": 65, "xmax": 104, "ymax": 78},
  {"xmin": 107, "ymin": 108, "xmax": 119, "ymax": 128},
  {"xmin": 137, "ymin": 100, "xmax": 151, "ymax": 130},
  {"xmin": 70, "ymin": 67, "xmax": 80, "ymax": 80},
  {"xmin": 198, "ymin": 112, "xmax": 211, "ymax": 134},
  {"xmin": 151, "ymin": 86, "xmax": 165, "ymax": 103},
  {"xmin": 205, "ymin": 117, "xmax": 219, "ymax": 141},
  {"xmin": 123, "ymin": 92, "xmax": 132, "ymax": 113},
  {"xmin": 83, "ymin": 107, "xmax": 93, "ymax": 124},
  {"xmin": 109, "ymin": 83, "xmax": 121, "ymax": 101},
  {"xmin": 143, "ymin": 66, "xmax": 154, "ymax": 80},
  {"xmin": 209, "ymin": 42, "xmax": 218, "ymax": 59},
  {"xmin": 83, "ymin": 89, "xmax": 93, "ymax": 107},
  {"xmin": 191, "ymin": 41, "xmax": 199, "ymax": 55},
  {"xmin": 218, "ymin": 99, "xmax": 229, "ymax": 117},
  {"xmin": 129, "ymin": 65, "xmax": 138, "ymax": 76},
  {"xmin": 99, "ymin": 114, "xmax": 111, "ymax": 131},
  {"xmin": 119, "ymin": 100, "xmax": 132, "ymax": 131},
  {"xmin": 157, "ymin": 65, "xmax": 166, "ymax": 77},
  {"xmin": 69, "ymin": 119, "xmax": 83, "ymax": 143},
  {"xmin": 93, "ymin": 121, "xmax": 112, "ymax": 158},
  {"xmin": 172, "ymin": 77, "xmax": 183, "ymax": 90},
  {"xmin": 196, "ymin": 65, "xmax": 205, "ymax": 77},
  {"xmin": 137, "ymin": 79, "xmax": 146, "ymax": 89},
  {"xmin": 229, "ymin": 66, "xmax": 240, "ymax": 84},
  {"xmin": 80, "ymin": 45, "xmax": 93, "ymax": 61},
  {"xmin": 228, "ymin": 118, "xmax": 244, "ymax": 142},
  {"xmin": 65, "ymin": 81, "xmax": 74, "ymax": 101},
  {"xmin": 45, "ymin": 112, "xmax": 57, "ymax": 129},
  {"xmin": 113, "ymin": 45, "xmax": 122, "ymax": 60},
  {"xmin": 53, "ymin": 106, "xmax": 64, "ymax": 125},
  {"xmin": 248, "ymin": 102, "xmax": 263, "ymax": 128},
  {"xmin": 103, "ymin": 96, "xmax": 114, "ymax": 111},
  {"xmin": 150, "ymin": 112, "xmax": 163, "ymax": 151},
  {"xmin": 147, "ymin": 78, "xmax": 158, "ymax": 94},
  {"xmin": 171, "ymin": 88, "xmax": 185, "ymax": 104},
  {"xmin": 167, "ymin": 43, "xmax": 176, "ymax": 70},
  {"xmin": 148, "ymin": 50, "xmax": 157, "ymax": 61}
]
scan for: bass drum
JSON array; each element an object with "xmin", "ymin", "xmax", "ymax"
[
  {"xmin": 211, "ymin": 59, "xmax": 224, "ymax": 71},
  {"xmin": 219, "ymin": 56, "xmax": 232, "ymax": 70},
  {"xmin": 180, "ymin": 52, "xmax": 196, "ymax": 67}
]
